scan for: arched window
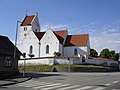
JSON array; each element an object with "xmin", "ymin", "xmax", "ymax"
[
  {"xmin": 29, "ymin": 45, "xmax": 33, "ymax": 54},
  {"xmin": 74, "ymin": 48, "xmax": 77, "ymax": 55},
  {"xmin": 46, "ymin": 45, "xmax": 49, "ymax": 54}
]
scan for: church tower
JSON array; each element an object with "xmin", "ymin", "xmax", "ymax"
[{"xmin": 18, "ymin": 13, "xmax": 40, "ymax": 57}]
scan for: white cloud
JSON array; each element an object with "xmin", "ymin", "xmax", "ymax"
[
  {"xmin": 41, "ymin": 24, "xmax": 70, "ymax": 31},
  {"xmin": 41, "ymin": 23, "xmax": 120, "ymax": 54},
  {"xmin": 90, "ymin": 29, "xmax": 120, "ymax": 54}
]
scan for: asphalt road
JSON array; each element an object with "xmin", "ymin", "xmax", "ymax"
[{"xmin": 0, "ymin": 72, "xmax": 120, "ymax": 90}]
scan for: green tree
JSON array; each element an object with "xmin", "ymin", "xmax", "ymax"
[
  {"xmin": 115, "ymin": 53, "xmax": 119, "ymax": 61},
  {"xmin": 90, "ymin": 48, "xmax": 98, "ymax": 57},
  {"xmin": 109, "ymin": 50, "xmax": 116, "ymax": 60},
  {"xmin": 99, "ymin": 49, "xmax": 119, "ymax": 61},
  {"xmin": 54, "ymin": 52, "xmax": 61, "ymax": 56},
  {"xmin": 99, "ymin": 48, "xmax": 110, "ymax": 58}
]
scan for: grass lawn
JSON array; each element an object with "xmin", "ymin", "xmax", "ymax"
[{"xmin": 18, "ymin": 64, "xmax": 112, "ymax": 72}]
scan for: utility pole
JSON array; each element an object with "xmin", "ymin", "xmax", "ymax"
[
  {"xmin": 14, "ymin": 21, "xmax": 21, "ymax": 60},
  {"xmin": 23, "ymin": 52, "xmax": 26, "ymax": 77}
]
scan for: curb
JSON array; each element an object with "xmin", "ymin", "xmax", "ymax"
[{"xmin": 0, "ymin": 77, "xmax": 32, "ymax": 86}]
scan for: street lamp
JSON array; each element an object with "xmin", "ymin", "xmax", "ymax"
[
  {"xmin": 68, "ymin": 57, "xmax": 70, "ymax": 72},
  {"xmin": 23, "ymin": 52, "xmax": 26, "ymax": 77},
  {"xmin": 13, "ymin": 21, "xmax": 21, "ymax": 60}
]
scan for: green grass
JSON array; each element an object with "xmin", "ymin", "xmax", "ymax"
[
  {"xmin": 18, "ymin": 64, "xmax": 53, "ymax": 72},
  {"xmin": 18, "ymin": 64, "xmax": 111, "ymax": 72},
  {"xmin": 54, "ymin": 64, "xmax": 111, "ymax": 68}
]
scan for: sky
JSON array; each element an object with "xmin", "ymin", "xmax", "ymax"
[{"xmin": 0, "ymin": 0, "xmax": 120, "ymax": 54}]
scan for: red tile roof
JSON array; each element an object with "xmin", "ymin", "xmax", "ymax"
[
  {"xmin": 65, "ymin": 34, "xmax": 89, "ymax": 46},
  {"xmin": 34, "ymin": 32, "xmax": 45, "ymax": 40},
  {"xmin": 21, "ymin": 15, "xmax": 35, "ymax": 26},
  {"xmin": 34, "ymin": 30, "xmax": 89, "ymax": 47},
  {"xmin": 90, "ymin": 57, "xmax": 115, "ymax": 61},
  {"xmin": 54, "ymin": 30, "xmax": 67, "ymax": 44}
]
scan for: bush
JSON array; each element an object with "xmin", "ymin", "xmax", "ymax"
[{"xmin": 54, "ymin": 52, "xmax": 61, "ymax": 56}]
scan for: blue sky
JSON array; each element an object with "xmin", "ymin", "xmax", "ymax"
[{"xmin": 0, "ymin": 0, "xmax": 120, "ymax": 54}]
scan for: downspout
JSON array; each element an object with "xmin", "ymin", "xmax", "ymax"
[{"xmin": 39, "ymin": 41, "xmax": 41, "ymax": 57}]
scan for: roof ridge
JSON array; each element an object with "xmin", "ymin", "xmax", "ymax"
[
  {"xmin": 68, "ymin": 34, "xmax": 88, "ymax": 36},
  {"xmin": 53, "ymin": 30, "xmax": 68, "ymax": 32}
]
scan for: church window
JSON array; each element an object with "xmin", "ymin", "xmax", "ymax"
[
  {"xmin": 29, "ymin": 45, "xmax": 33, "ymax": 54},
  {"xmin": 46, "ymin": 45, "xmax": 49, "ymax": 54},
  {"xmin": 24, "ymin": 27, "xmax": 27, "ymax": 31},
  {"xmin": 74, "ymin": 48, "xmax": 77, "ymax": 55}
]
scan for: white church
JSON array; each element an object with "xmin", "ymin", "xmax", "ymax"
[
  {"xmin": 17, "ymin": 13, "xmax": 91, "ymax": 65},
  {"xmin": 18, "ymin": 13, "xmax": 118, "ymax": 65}
]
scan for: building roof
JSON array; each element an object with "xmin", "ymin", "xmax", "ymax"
[
  {"xmin": 21, "ymin": 15, "xmax": 35, "ymax": 26},
  {"xmin": 34, "ymin": 32, "xmax": 45, "ymax": 40},
  {"xmin": 34, "ymin": 30, "xmax": 67, "ymax": 44},
  {"xmin": 65, "ymin": 34, "xmax": 89, "ymax": 46},
  {"xmin": 0, "ymin": 35, "xmax": 22, "ymax": 55},
  {"xmin": 34, "ymin": 30, "xmax": 89, "ymax": 46},
  {"xmin": 53, "ymin": 30, "xmax": 67, "ymax": 44}
]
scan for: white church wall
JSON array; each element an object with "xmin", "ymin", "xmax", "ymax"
[
  {"xmin": 18, "ymin": 26, "xmax": 32, "ymax": 53},
  {"xmin": 18, "ymin": 58, "xmax": 81, "ymax": 65},
  {"xmin": 64, "ymin": 46, "xmax": 88, "ymax": 56},
  {"xmin": 59, "ymin": 44, "xmax": 63, "ymax": 56},
  {"xmin": 87, "ymin": 39, "xmax": 90, "ymax": 55},
  {"xmin": 18, "ymin": 28, "xmax": 40, "ymax": 58},
  {"xmin": 19, "ymin": 58, "xmax": 54, "ymax": 65},
  {"xmin": 86, "ymin": 59, "xmax": 118, "ymax": 66},
  {"xmin": 40, "ymin": 29, "xmax": 60, "ymax": 57}
]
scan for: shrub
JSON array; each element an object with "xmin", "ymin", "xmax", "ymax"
[{"xmin": 54, "ymin": 52, "xmax": 61, "ymax": 56}]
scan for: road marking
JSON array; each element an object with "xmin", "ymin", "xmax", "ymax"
[
  {"xmin": 113, "ymin": 81, "xmax": 119, "ymax": 84},
  {"xmin": 41, "ymin": 84, "xmax": 70, "ymax": 90},
  {"xmin": 73, "ymin": 86, "xmax": 93, "ymax": 90},
  {"xmin": 18, "ymin": 81, "xmax": 44, "ymax": 86},
  {"xmin": 18, "ymin": 81, "xmax": 53, "ymax": 87},
  {"xmin": 33, "ymin": 83, "xmax": 62, "ymax": 89},
  {"xmin": 56, "ymin": 85, "xmax": 80, "ymax": 90},
  {"xmin": 17, "ymin": 80, "xmax": 108, "ymax": 90},
  {"xmin": 25, "ymin": 82, "xmax": 53, "ymax": 87},
  {"xmin": 92, "ymin": 87, "xmax": 105, "ymax": 90},
  {"xmin": 105, "ymin": 83, "xmax": 110, "ymax": 86}
]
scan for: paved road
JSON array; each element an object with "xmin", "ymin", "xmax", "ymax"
[{"xmin": 0, "ymin": 72, "xmax": 120, "ymax": 90}]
